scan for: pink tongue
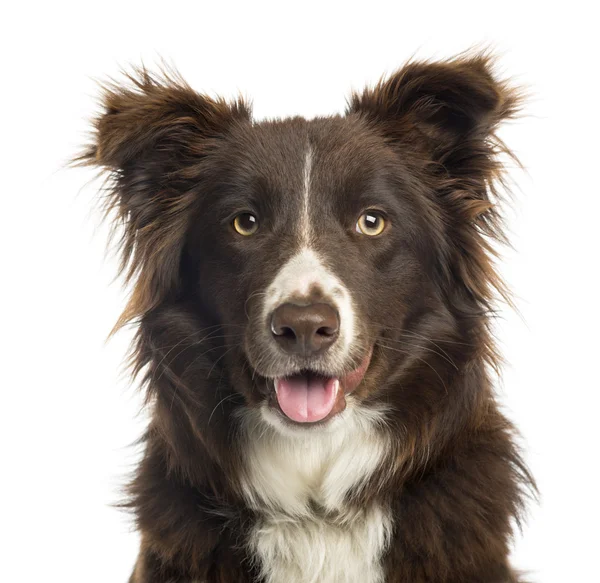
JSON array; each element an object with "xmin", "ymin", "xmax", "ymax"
[{"xmin": 275, "ymin": 375, "xmax": 339, "ymax": 423}]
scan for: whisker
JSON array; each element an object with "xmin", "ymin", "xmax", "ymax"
[
  {"xmin": 207, "ymin": 393, "xmax": 240, "ymax": 426},
  {"xmin": 152, "ymin": 328, "xmax": 241, "ymax": 384},
  {"xmin": 377, "ymin": 340, "xmax": 449, "ymax": 395},
  {"xmin": 244, "ymin": 290, "xmax": 268, "ymax": 320},
  {"xmin": 206, "ymin": 345, "xmax": 239, "ymax": 380},
  {"xmin": 373, "ymin": 323, "xmax": 473, "ymax": 347},
  {"xmin": 376, "ymin": 337, "xmax": 458, "ymax": 370},
  {"xmin": 177, "ymin": 343, "xmax": 240, "ymax": 383},
  {"xmin": 150, "ymin": 327, "xmax": 225, "ymax": 384},
  {"xmin": 149, "ymin": 333, "xmax": 244, "ymax": 352}
]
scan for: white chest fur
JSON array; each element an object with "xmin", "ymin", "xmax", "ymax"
[{"xmin": 238, "ymin": 402, "xmax": 392, "ymax": 583}]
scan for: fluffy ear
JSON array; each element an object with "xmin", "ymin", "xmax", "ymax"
[
  {"xmin": 347, "ymin": 53, "xmax": 520, "ymax": 179},
  {"xmin": 78, "ymin": 68, "xmax": 251, "ymax": 332}
]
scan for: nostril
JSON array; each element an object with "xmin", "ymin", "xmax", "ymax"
[
  {"xmin": 271, "ymin": 312, "xmax": 297, "ymax": 343},
  {"xmin": 277, "ymin": 326, "xmax": 297, "ymax": 340},
  {"xmin": 317, "ymin": 325, "xmax": 337, "ymax": 337}
]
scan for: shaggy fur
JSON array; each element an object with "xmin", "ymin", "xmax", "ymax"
[{"xmin": 79, "ymin": 52, "xmax": 535, "ymax": 582}]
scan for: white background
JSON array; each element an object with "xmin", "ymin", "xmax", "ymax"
[{"xmin": 2, "ymin": 1, "xmax": 598, "ymax": 581}]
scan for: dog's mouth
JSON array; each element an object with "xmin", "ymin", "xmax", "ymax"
[{"xmin": 272, "ymin": 349, "xmax": 372, "ymax": 424}]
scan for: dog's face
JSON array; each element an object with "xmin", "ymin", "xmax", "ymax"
[
  {"xmin": 187, "ymin": 116, "xmax": 434, "ymax": 427},
  {"xmin": 85, "ymin": 56, "xmax": 515, "ymax": 434}
]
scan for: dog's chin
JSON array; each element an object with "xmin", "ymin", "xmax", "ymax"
[{"xmin": 259, "ymin": 348, "xmax": 373, "ymax": 429}]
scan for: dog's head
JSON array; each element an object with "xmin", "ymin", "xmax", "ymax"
[{"xmin": 82, "ymin": 55, "xmax": 518, "ymax": 435}]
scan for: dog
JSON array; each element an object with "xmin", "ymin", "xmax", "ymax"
[{"xmin": 80, "ymin": 52, "xmax": 535, "ymax": 582}]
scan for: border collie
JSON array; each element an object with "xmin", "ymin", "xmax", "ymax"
[{"xmin": 80, "ymin": 52, "xmax": 534, "ymax": 582}]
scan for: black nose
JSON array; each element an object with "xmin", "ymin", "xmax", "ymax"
[{"xmin": 270, "ymin": 302, "xmax": 340, "ymax": 356}]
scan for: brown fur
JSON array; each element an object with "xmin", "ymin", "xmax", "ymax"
[{"xmin": 78, "ymin": 52, "xmax": 535, "ymax": 582}]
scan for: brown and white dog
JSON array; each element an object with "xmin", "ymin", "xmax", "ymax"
[{"xmin": 80, "ymin": 52, "xmax": 535, "ymax": 582}]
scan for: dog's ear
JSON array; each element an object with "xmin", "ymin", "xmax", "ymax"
[
  {"xmin": 347, "ymin": 53, "xmax": 520, "ymax": 180},
  {"xmin": 349, "ymin": 53, "xmax": 522, "ymax": 316},
  {"xmin": 78, "ymin": 68, "xmax": 251, "ymax": 331}
]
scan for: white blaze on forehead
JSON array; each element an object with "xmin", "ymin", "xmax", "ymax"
[
  {"xmin": 301, "ymin": 146, "xmax": 313, "ymax": 246},
  {"xmin": 264, "ymin": 247, "xmax": 355, "ymax": 355}
]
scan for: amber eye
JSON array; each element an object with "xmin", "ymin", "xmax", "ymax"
[
  {"xmin": 233, "ymin": 213, "xmax": 259, "ymax": 236},
  {"xmin": 356, "ymin": 211, "xmax": 386, "ymax": 236}
]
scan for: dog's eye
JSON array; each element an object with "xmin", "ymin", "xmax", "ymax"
[
  {"xmin": 233, "ymin": 213, "xmax": 259, "ymax": 236},
  {"xmin": 356, "ymin": 211, "xmax": 386, "ymax": 236}
]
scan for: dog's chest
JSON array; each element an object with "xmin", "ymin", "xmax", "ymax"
[
  {"xmin": 249, "ymin": 505, "xmax": 390, "ymax": 583},
  {"xmin": 239, "ymin": 408, "xmax": 392, "ymax": 583}
]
